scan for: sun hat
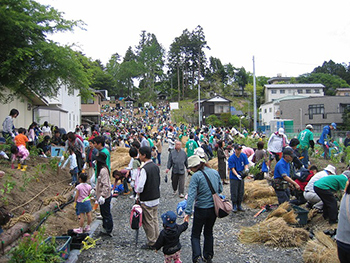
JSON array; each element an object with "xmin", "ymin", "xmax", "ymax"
[
  {"xmin": 188, "ymin": 155, "xmax": 202, "ymax": 168},
  {"xmin": 161, "ymin": 211, "xmax": 177, "ymax": 228},
  {"xmin": 324, "ymin": 164, "xmax": 336, "ymax": 175},
  {"xmin": 194, "ymin": 147, "xmax": 206, "ymax": 158},
  {"xmin": 278, "ymin": 128, "xmax": 284, "ymax": 134}
]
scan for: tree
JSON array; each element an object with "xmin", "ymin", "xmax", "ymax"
[
  {"xmin": 0, "ymin": 0, "xmax": 91, "ymax": 101},
  {"xmin": 313, "ymin": 60, "xmax": 350, "ymax": 85},
  {"xmin": 235, "ymin": 67, "xmax": 249, "ymax": 92}
]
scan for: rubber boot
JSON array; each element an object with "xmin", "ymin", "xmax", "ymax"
[
  {"xmin": 232, "ymin": 203, "xmax": 237, "ymax": 213},
  {"xmin": 21, "ymin": 165, "xmax": 27, "ymax": 172},
  {"xmin": 17, "ymin": 164, "xmax": 21, "ymax": 170},
  {"xmin": 237, "ymin": 203, "xmax": 245, "ymax": 212}
]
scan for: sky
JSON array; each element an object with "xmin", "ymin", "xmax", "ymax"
[{"xmin": 38, "ymin": 0, "xmax": 350, "ymax": 78}]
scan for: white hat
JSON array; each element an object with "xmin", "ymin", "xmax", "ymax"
[
  {"xmin": 324, "ymin": 165, "xmax": 336, "ymax": 175},
  {"xmin": 278, "ymin": 128, "xmax": 284, "ymax": 134},
  {"xmin": 306, "ymin": 124, "xmax": 313, "ymax": 130},
  {"xmin": 188, "ymin": 155, "xmax": 202, "ymax": 168},
  {"xmin": 194, "ymin": 147, "xmax": 206, "ymax": 158}
]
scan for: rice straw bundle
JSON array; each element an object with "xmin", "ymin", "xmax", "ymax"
[
  {"xmin": 239, "ymin": 217, "xmax": 309, "ymax": 247},
  {"xmin": 302, "ymin": 232, "xmax": 338, "ymax": 263},
  {"xmin": 207, "ymin": 158, "xmax": 218, "ymax": 170},
  {"xmin": 181, "ymin": 136, "xmax": 188, "ymax": 147},
  {"xmin": 308, "ymin": 209, "xmax": 318, "ymax": 221},
  {"xmin": 282, "ymin": 210, "xmax": 298, "ymax": 224},
  {"xmin": 245, "ymin": 196, "xmax": 279, "ymax": 209}
]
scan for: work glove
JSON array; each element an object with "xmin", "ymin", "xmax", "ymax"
[
  {"xmin": 82, "ymin": 153, "xmax": 86, "ymax": 159},
  {"xmin": 236, "ymin": 174, "xmax": 242, "ymax": 180},
  {"xmin": 98, "ymin": 196, "xmax": 105, "ymax": 205},
  {"xmin": 90, "ymin": 189, "xmax": 96, "ymax": 197}
]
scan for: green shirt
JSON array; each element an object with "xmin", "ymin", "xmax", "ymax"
[
  {"xmin": 94, "ymin": 147, "xmax": 111, "ymax": 180},
  {"xmin": 185, "ymin": 139, "xmax": 198, "ymax": 157},
  {"xmin": 148, "ymin": 138, "xmax": 154, "ymax": 148},
  {"xmin": 297, "ymin": 129, "xmax": 314, "ymax": 150},
  {"xmin": 314, "ymin": 174, "xmax": 348, "ymax": 192},
  {"xmin": 209, "ymin": 135, "xmax": 214, "ymax": 144}
]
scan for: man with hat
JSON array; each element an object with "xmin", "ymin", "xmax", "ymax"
[
  {"xmin": 318, "ymin": 123, "xmax": 337, "ymax": 160},
  {"xmin": 304, "ymin": 164, "xmax": 336, "ymax": 210},
  {"xmin": 273, "ymin": 148, "xmax": 300, "ymax": 204},
  {"xmin": 297, "ymin": 124, "xmax": 315, "ymax": 168},
  {"xmin": 314, "ymin": 170, "xmax": 350, "ymax": 224},
  {"xmin": 228, "ymin": 144, "xmax": 249, "ymax": 212}
]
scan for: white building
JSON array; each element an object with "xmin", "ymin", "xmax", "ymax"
[
  {"xmin": 264, "ymin": 83, "xmax": 325, "ymax": 103},
  {"xmin": 34, "ymin": 86, "xmax": 81, "ymax": 132}
]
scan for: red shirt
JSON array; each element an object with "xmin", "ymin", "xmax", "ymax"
[{"xmin": 295, "ymin": 171, "xmax": 315, "ymax": 191}]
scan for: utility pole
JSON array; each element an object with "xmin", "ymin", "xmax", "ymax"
[
  {"xmin": 253, "ymin": 56, "xmax": 257, "ymax": 132},
  {"xmin": 198, "ymin": 50, "xmax": 201, "ymax": 128}
]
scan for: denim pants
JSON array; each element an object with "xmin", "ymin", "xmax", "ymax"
[
  {"xmin": 191, "ymin": 207, "xmax": 216, "ymax": 262},
  {"xmin": 157, "ymin": 153, "xmax": 161, "ymax": 165},
  {"xmin": 100, "ymin": 196, "xmax": 113, "ymax": 234},
  {"xmin": 275, "ymin": 188, "xmax": 290, "ymax": 204},
  {"xmin": 301, "ymin": 148, "xmax": 309, "ymax": 168}
]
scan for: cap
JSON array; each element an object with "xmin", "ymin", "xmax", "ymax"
[
  {"xmin": 331, "ymin": 123, "xmax": 337, "ymax": 130},
  {"xmin": 324, "ymin": 164, "xmax": 336, "ymax": 175},
  {"xmin": 95, "ymin": 152, "xmax": 107, "ymax": 164},
  {"xmin": 161, "ymin": 211, "xmax": 177, "ymax": 228},
  {"xmin": 188, "ymin": 155, "xmax": 202, "ymax": 168},
  {"xmin": 306, "ymin": 124, "xmax": 313, "ymax": 130},
  {"xmin": 234, "ymin": 144, "xmax": 243, "ymax": 150},
  {"xmin": 194, "ymin": 147, "xmax": 206, "ymax": 158},
  {"xmin": 282, "ymin": 147, "xmax": 294, "ymax": 157},
  {"xmin": 278, "ymin": 128, "xmax": 284, "ymax": 134}
]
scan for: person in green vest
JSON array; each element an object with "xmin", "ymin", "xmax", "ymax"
[
  {"xmin": 147, "ymin": 135, "xmax": 154, "ymax": 148},
  {"xmin": 314, "ymin": 171, "xmax": 350, "ymax": 224},
  {"xmin": 185, "ymin": 134, "xmax": 199, "ymax": 157},
  {"xmin": 92, "ymin": 136, "xmax": 111, "ymax": 187},
  {"xmin": 297, "ymin": 124, "xmax": 314, "ymax": 168}
]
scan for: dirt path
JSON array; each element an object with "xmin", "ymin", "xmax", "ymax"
[{"xmin": 76, "ymin": 144, "xmax": 304, "ymax": 263}]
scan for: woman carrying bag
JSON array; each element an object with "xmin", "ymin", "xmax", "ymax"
[{"xmin": 184, "ymin": 155, "xmax": 223, "ymax": 263}]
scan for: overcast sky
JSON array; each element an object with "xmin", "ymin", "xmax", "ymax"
[{"xmin": 39, "ymin": 0, "xmax": 350, "ymax": 78}]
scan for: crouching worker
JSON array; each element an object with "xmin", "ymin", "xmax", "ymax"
[
  {"xmin": 112, "ymin": 169, "xmax": 130, "ymax": 195},
  {"xmin": 273, "ymin": 148, "xmax": 300, "ymax": 204},
  {"xmin": 10, "ymin": 145, "xmax": 29, "ymax": 172},
  {"xmin": 152, "ymin": 211, "xmax": 188, "ymax": 263}
]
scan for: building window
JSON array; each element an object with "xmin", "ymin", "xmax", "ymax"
[
  {"xmin": 297, "ymin": 89, "xmax": 303, "ymax": 94},
  {"xmin": 314, "ymin": 89, "xmax": 320, "ymax": 93},
  {"xmin": 264, "ymin": 109, "xmax": 267, "ymax": 113},
  {"xmin": 308, "ymin": 104, "xmax": 324, "ymax": 119},
  {"xmin": 82, "ymin": 98, "xmax": 94, "ymax": 104},
  {"xmin": 306, "ymin": 89, "xmax": 311, "ymax": 94},
  {"xmin": 271, "ymin": 90, "xmax": 277, "ymax": 94},
  {"xmin": 269, "ymin": 108, "xmax": 272, "ymax": 112},
  {"xmin": 280, "ymin": 89, "xmax": 285, "ymax": 94},
  {"xmin": 345, "ymin": 92, "xmax": 349, "ymax": 96}
]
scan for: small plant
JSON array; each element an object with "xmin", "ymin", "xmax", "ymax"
[
  {"xmin": 0, "ymin": 175, "xmax": 17, "ymax": 205},
  {"xmin": 19, "ymin": 172, "xmax": 33, "ymax": 192},
  {"xmin": 8, "ymin": 228, "xmax": 62, "ymax": 263},
  {"xmin": 48, "ymin": 158, "xmax": 59, "ymax": 171}
]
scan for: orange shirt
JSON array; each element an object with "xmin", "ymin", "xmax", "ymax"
[{"xmin": 15, "ymin": 134, "xmax": 29, "ymax": 147}]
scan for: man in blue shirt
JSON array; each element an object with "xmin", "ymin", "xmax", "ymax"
[
  {"xmin": 318, "ymin": 123, "xmax": 336, "ymax": 160},
  {"xmin": 273, "ymin": 148, "xmax": 300, "ymax": 204},
  {"xmin": 228, "ymin": 144, "xmax": 249, "ymax": 212}
]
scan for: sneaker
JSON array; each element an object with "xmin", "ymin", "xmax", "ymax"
[
  {"xmin": 73, "ymin": 227, "xmax": 83, "ymax": 234},
  {"xmin": 129, "ymin": 195, "xmax": 135, "ymax": 199},
  {"xmin": 179, "ymin": 194, "xmax": 185, "ymax": 198},
  {"xmin": 84, "ymin": 225, "xmax": 91, "ymax": 232},
  {"xmin": 194, "ymin": 257, "xmax": 205, "ymax": 263},
  {"xmin": 96, "ymin": 215, "xmax": 103, "ymax": 220},
  {"xmin": 173, "ymin": 191, "xmax": 177, "ymax": 196}
]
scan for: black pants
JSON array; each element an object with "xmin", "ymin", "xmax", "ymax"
[
  {"xmin": 337, "ymin": 240, "xmax": 350, "ymax": 263},
  {"xmin": 314, "ymin": 186, "xmax": 337, "ymax": 222}
]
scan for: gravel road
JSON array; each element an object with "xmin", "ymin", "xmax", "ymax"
[{"xmin": 77, "ymin": 144, "xmax": 303, "ymax": 263}]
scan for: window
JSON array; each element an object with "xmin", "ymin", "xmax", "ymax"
[
  {"xmin": 345, "ymin": 92, "xmax": 349, "ymax": 96},
  {"xmin": 306, "ymin": 89, "xmax": 311, "ymax": 94},
  {"xmin": 308, "ymin": 104, "xmax": 324, "ymax": 119},
  {"xmin": 314, "ymin": 89, "xmax": 320, "ymax": 94},
  {"xmin": 82, "ymin": 98, "xmax": 94, "ymax": 104},
  {"xmin": 269, "ymin": 108, "xmax": 272, "ymax": 112},
  {"xmin": 264, "ymin": 109, "xmax": 267, "ymax": 113},
  {"xmin": 280, "ymin": 89, "xmax": 285, "ymax": 94},
  {"xmin": 297, "ymin": 89, "xmax": 303, "ymax": 94},
  {"xmin": 271, "ymin": 90, "xmax": 277, "ymax": 94}
]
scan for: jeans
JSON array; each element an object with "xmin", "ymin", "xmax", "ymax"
[
  {"xmin": 301, "ymin": 148, "xmax": 309, "ymax": 168},
  {"xmin": 323, "ymin": 144, "xmax": 329, "ymax": 160},
  {"xmin": 100, "ymin": 196, "xmax": 113, "ymax": 234},
  {"xmin": 157, "ymin": 153, "xmax": 161, "ymax": 165},
  {"xmin": 191, "ymin": 207, "xmax": 216, "ymax": 262},
  {"xmin": 275, "ymin": 188, "xmax": 291, "ymax": 204}
]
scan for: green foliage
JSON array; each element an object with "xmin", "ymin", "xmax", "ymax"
[
  {"xmin": 341, "ymin": 105, "xmax": 350, "ymax": 130},
  {"xmin": 48, "ymin": 158, "xmax": 59, "ymax": 171},
  {"xmin": 0, "ymin": 174, "xmax": 17, "ymax": 205},
  {"xmin": 313, "ymin": 60, "xmax": 350, "ymax": 85},
  {"xmin": 205, "ymin": 115, "xmax": 223, "ymax": 127},
  {"xmin": 8, "ymin": 228, "xmax": 61, "ymax": 263}
]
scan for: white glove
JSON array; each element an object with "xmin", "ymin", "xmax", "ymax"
[
  {"xmin": 82, "ymin": 153, "xmax": 86, "ymax": 159},
  {"xmin": 90, "ymin": 189, "xmax": 95, "ymax": 196},
  {"xmin": 324, "ymin": 142, "xmax": 327, "ymax": 146},
  {"xmin": 236, "ymin": 174, "xmax": 242, "ymax": 180},
  {"xmin": 98, "ymin": 196, "xmax": 105, "ymax": 205}
]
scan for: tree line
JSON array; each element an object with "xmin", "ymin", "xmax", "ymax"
[{"xmin": 1, "ymin": 0, "xmax": 350, "ymax": 105}]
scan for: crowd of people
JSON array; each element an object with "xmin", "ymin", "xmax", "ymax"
[{"xmin": 1, "ymin": 105, "xmax": 350, "ymax": 263}]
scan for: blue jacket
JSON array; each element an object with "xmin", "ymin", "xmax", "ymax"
[
  {"xmin": 185, "ymin": 166, "xmax": 223, "ymax": 215},
  {"xmin": 318, "ymin": 125, "xmax": 331, "ymax": 145}
]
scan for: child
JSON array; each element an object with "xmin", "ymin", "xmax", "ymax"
[
  {"xmin": 14, "ymin": 128, "xmax": 28, "ymax": 148},
  {"xmin": 73, "ymin": 173, "xmax": 92, "ymax": 233},
  {"xmin": 129, "ymin": 147, "xmax": 141, "ymax": 199},
  {"xmin": 61, "ymin": 147, "xmax": 79, "ymax": 185},
  {"xmin": 152, "ymin": 211, "xmax": 188, "ymax": 263},
  {"xmin": 112, "ymin": 169, "xmax": 129, "ymax": 195},
  {"xmin": 151, "ymin": 146, "xmax": 157, "ymax": 163},
  {"xmin": 37, "ymin": 135, "xmax": 51, "ymax": 157},
  {"xmin": 10, "ymin": 144, "xmax": 29, "ymax": 172}
]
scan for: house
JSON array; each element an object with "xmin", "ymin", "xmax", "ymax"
[
  {"xmin": 264, "ymin": 83, "xmax": 325, "ymax": 103},
  {"xmin": 0, "ymin": 88, "xmax": 48, "ymax": 132},
  {"xmin": 123, "ymin": 96, "xmax": 137, "ymax": 109},
  {"xmin": 81, "ymin": 90, "xmax": 105, "ymax": 125},
  {"xmin": 335, "ymin": 88, "xmax": 350, "ymax": 96},
  {"xmin": 34, "ymin": 86, "xmax": 81, "ymax": 132},
  {"xmin": 278, "ymin": 96, "xmax": 350, "ymax": 132},
  {"xmin": 194, "ymin": 95, "xmax": 232, "ymax": 120},
  {"xmin": 267, "ymin": 75, "xmax": 291, "ymax": 84}
]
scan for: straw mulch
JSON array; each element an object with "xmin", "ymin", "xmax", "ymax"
[
  {"xmin": 239, "ymin": 217, "xmax": 309, "ymax": 247},
  {"xmin": 266, "ymin": 202, "xmax": 298, "ymax": 224},
  {"xmin": 207, "ymin": 158, "xmax": 218, "ymax": 170},
  {"xmin": 303, "ymin": 232, "xmax": 339, "ymax": 263},
  {"xmin": 110, "ymin": 147, "xmax": 131, "ymax": 171},
  {"xmin": 181, "ymin": 136, "xmax": 188, "ymax": 148},
  {"xmin": 244, "ymin": 180, "xmax": 278, "ymax": 208}
]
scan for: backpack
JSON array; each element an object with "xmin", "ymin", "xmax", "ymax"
[
  {"xmin": 130, "ymin": 204, "xmax": 142, "ymax": 230},
  {"xmin": 294, "ymin": 167, "xmax": 310, "ymax": 182}
]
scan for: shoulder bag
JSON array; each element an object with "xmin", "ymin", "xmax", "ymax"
[{"xmin": 201, "ymin": 170, "xmax": 232, "ymax": 218}]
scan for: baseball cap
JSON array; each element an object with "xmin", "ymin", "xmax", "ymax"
[
  {"xmin": 282, "ymin": 148, "xmax": 294, "ymax": 157},
  {"xmin": 234, "ymin": 144, "xmax": 243, "ymax": 150},
  {"xmin": 161, "ymin": 211, "xmax": 177, "ymax": 228},
  {"xmin": 306, "ymin": 124, "xmax": 313, "ymax": 130},
  {"xmin": 331, "ymin": 123, "xmax": 337, "ymax": 130},
  {"xmin": 278, "ymin": 128, "xmax": 284, "ymax": 134}
]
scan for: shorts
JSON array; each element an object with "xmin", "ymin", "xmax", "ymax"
[{"xmin": 76, "ymin": 200, "xmax": 92, "ymax": 215}]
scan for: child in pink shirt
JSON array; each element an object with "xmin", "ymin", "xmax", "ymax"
[
  {"xmin": 10, "ymin": 144, "xmax": 29, "ymax": 171},
  {"xmin": 74, "ymin": 173, "xmax": 92, "ymax": 233}
]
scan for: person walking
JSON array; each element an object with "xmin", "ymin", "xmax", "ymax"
[
  {"xmin": 185, "ymin": 134, "xmax": 199, "ymax": 157},
  {"xmin": 166, "ymin": 141, "xmax": 189, "ymax": 198},
  {"xmin": 318, "ymin": 123, "xmax": 336, "ymax": 160},
  {"xmin": 217, "ymin": 140, "xmax": 228, "ymax": 184},
  {"xmin": 297, "ymin": 124, "xmax": 315, "ymax": 168},
  {"xmin": 135, "ymin": 146, "xmax": 161, "ymax": 249},
  {"xmin": 184, "ymin": 155, "xmax": 223, "ymax": 263}
]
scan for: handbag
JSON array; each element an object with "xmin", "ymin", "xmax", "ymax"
[{"xmin": 201, "ymin": 170, "xmax": 232, "ymax": 218}]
